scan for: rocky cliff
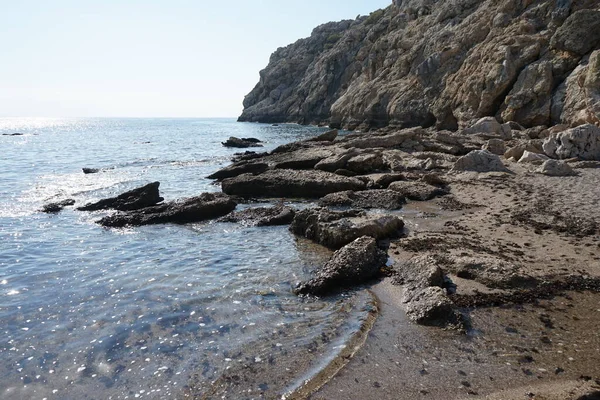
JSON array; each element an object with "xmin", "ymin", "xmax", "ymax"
[{"xmin": 238, "ymin": 0, "xmax": 600, "ymax": 131}]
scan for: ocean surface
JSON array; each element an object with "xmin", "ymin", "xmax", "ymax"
[{"xmin": 0, "ymin": 118, "xmax": 375, "ymax": 399}]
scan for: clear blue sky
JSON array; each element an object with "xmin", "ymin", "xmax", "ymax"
[{"xmin": 0, "ymin": 0, "xmax": 390, "ymax": 118}]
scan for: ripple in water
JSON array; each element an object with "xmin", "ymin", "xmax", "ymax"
[{"xmin": 0, "ymin": 118, "xmax": 369, "ymax": 399}]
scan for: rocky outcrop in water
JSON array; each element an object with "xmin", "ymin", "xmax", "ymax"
[
  {"xmin": 77, "ymin": 182, "xmax": 164, "ymax": 212},
  {"xmin": 218, "ymin": 204, "xmax": 296, "ymax": 226},
  {"xmin": 290, "ymin": 207, "xmax": 404, "ymax": 249},
  {"xmin": 41, "ymin": 199, "xmax": 76, "ymax": 213},
  {"xmin": 294, "ymin": 236, "xmax": 388, "ymax": 295},
  {"xmin": 98, "ymin": 192, "xmax": 237, "ymax": 228},
  {"xmin": 239, "ymin": 1, "xmax": 600, "ymax": 131},
  {"xmin": 222, "ymin": 137, "xmax": 263, "ymax": 148}
]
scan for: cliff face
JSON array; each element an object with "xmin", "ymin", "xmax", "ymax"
[{"xmin": 238, "ymin": 0, "xmax": 600, "ymax": 131}]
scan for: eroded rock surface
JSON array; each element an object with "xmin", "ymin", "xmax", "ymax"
[
  {"xmin": 218, "ymin": 205, "xmax": 295, "ymax": 226},
  {"xmin": 77, "ymin": 182, "xmax": 164, "ymax": 212},
  {"xmin": 294, "ymin": 236, "xmax": 387, "ymax": 295},
  {"xmin": 318, "ymin": 189, "xmax": 406, "ymax": 209}
]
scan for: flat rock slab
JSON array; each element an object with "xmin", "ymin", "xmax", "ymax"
[
  {"xmin": 318, "ymin": 189, "xmax": 406, "ymax": 209},
  {"xmin": 98, "ymin": 192, "xmax": 237, "ymax": 228},
  {"xmin": 206, "ymin": 161, "xmax": 268, "ymax": 180},
  {"xmin": 77, "ymin": 182, "xmax": 164, "ymax": 212},
  {"xmin": 290, "ymin": 207, "xmax": 404, "ymax": 249},
  {"xmin": 218, "ymin": 205, "xmax": 295, "ymax": 226},
  {"xmin": 388, "ymin": 180, "xmax": 448, "ymax": 201},
  {"xmin": 221, "ymin": 169, "xmax": 366, "ymax": 199},
  {"xmin": 294, "ymin": 236, "xmax": 387, "ymax": 296}
]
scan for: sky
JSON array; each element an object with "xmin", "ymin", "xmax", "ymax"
[{"xmin": 0, "ymin": 0, "xmax": 391, "ymax": 118}]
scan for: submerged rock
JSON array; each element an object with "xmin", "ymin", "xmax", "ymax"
[
  {"xmin": 77, "ymin": 182, "xmax": 164, "ymax": 212},
  {"xmin": 318, "ymin": 189, "xmax": 406, "ymax": 209},
  {"xmin": 293, "ymin": 236, "xmax": 387, "ymax": 296},
  {"xmin": 222, "ymin": 137, "xmax": 263, "ymax": 148},
  {"xmin": 452, "ymin": 150, "xmax": 510, "ymax": 173},
  {"xmin": 221, "ymin": 169, "xmax": 366, "ymax": 198},
  {"xmin": 82, "ymin": 168, "xmax": 100, "ymax": 174},
  {"xmin": 41, "ymin": 199, "xmax": 76, "ymax": 213},
  {"xmin": 290, "ymin": 207, "xmax": 404, "ymax": 249},
  {"xmin": 218, "ymin": 205, "xmax": 295, "ymax": 226},
  {"xmin": 98, "ymin": 192, "xmax": 237, "ymax": 228}
]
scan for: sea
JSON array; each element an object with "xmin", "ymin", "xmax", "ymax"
[{"xmin": 0, "ymin": 118, "xmax": 376, "ymax": 399}]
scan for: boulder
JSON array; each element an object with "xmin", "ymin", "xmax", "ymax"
[
  {"xmin": 345, "ymin": 152, "xmax": 387, "ymax": 173},
  {"xmin": 463, "ymin": 117, "xmax": 511, "ymax": 139},
  {"xmin": 307, "ymin": 129, "xmax": 338, "ymax": 142},
  {"xmin": 388, "ymin": 180, "xmax": 448, "ymax": 201},
  {"xmin": 98, "ymin": 193, "xmax": 237, "ymax": 228},
  {"xmin": 482, "ymin": 139, "xmax": 506, "ymax": 156},
  {"xmin": 77, "ymin": 182, "xmax": 164, "ymax": 212},
  {"xmin": 293, "ymin": 236, "xmax": 387, "ymax": 296},
  {"xmin": 537, "ymin": 160, "xmax": 577, "ymax": 177},
  {"xmin": 290, "ymin": 207, "xmax": 404, "ymax": 249},
  {"xmin": 318, "ymin": 189, "xmax": 406, "ymax": 209},
  {"xmin": 452, "ymin": 150, "xmax": 510, "ymax": 173},
  {"xmin": 82, "ymin": 168, "xmax": 100, "ymax": 174},
  {"xmin": 518, "ymin": 150, "xmax": 550, "ymax": 164},
  {"xmin": 371, "ymin": 173, "xmax": 405, "ymax": 189},
  {"xmin": 218, "ymin": 205, "xmax": 295, "ymax": 226},
  {"xmin": 314, "ymin": 148, "xmax": 360, "ymax": 172},
  {"xmin": 41, "ymin": 199, "xmax": 76, "ymax": 213},
  {"xmin": 206, "ymin": 161, "xmax": 268, "ymax": 180},
  {"xmin": 542, "ymin": 124, "xmax": 600, "ymax": 160},
  {"xmin": 404, "ymin": 287, "xmax": 457, "ymax": 326},
  {"xmin": 222, "ymin": 137, "xmax": 263, "ymax": 148},
  {"xmin": 504, "ymin": 141, "xmax": 544, "ymax": 160},
  {"xmin": 221, "ymin": 169, "xmax": 366, "ymax": 198},
  {"xmin": 550, "ymin": 10, "xmax": 600, "ymax": 56},
  {"xmin": 393, "ymin": 255, "xmax": 445, "ymax": 289}
]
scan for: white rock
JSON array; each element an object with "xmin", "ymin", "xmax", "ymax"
[
  {"xmin": 543, "ymin": 124, "xmax": 600, "ymax": 160},
  {"xmin": 452, "ymin": 150, "xmax": 510, "ymax": 173},
  {"xmin": 537, "ymin": 160, "xmax": 577, "ymax": 176},
  {"xmin": 518, "ymin": 150, "xmax": 550, "ymax": 164}
]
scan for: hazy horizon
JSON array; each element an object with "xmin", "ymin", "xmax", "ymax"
[{"xmin": 1, "ymin": 0, "xmax": 390, "ymax": 118}]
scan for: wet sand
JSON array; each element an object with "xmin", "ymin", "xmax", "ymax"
[{"xmin": 313, "ymin": 161, "xmax": 600, "ymax": 399}]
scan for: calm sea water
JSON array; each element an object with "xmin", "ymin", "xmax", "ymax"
[{"xmin": 0, "ymin": 118, "xmax": 373, "ymax": 399}]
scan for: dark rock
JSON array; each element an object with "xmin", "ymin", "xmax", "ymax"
[
  {"xmin": 334, "ymin": 168, "xmax": 357, "ymax": 177},
  {"xmin": 307, "ymin": 129, "xmax": 338, "ymax": 142},
  {"xmin": 98, "ymin": 192, "xmax": 237, "ymax": 228},
  {"xmin": 41, "ymin": 199, "xmax": 76, "ymax": 213},
  {"xmin": 550, "ymin": 10, "xmax": 600, "ymax": 56},
  {"xmin": 293, "ymin": 236, "xmax": 387, "ymax": 295},
  {"xmin": 222, "ymin": 137, "xmax": 263, "ymax": 148},
  {"xmin": 221, "ymin": 169, "xmax": 366, "ymax": 199},
  {"xmin": 290, "ymin": 207, "xmax": 404, "ymax": 249},
  {"xmin": 82, "ymin": 168, "xmax": 100, "ymax": 174},
  {"xmin": 3, "ymin": 132, "xmax": 24, "ymax": 136},
  {"xmin": 231, "ymin": 151, "xmax": 268, "ymax": 162},
  {"xmin": 371, "ymin": 173, "xmax": 405, "ymax": 189},
  {"xmin": 318, "ymin": 189, "xmax": 405, "ymax": 209},
  {"xmin": 388, "ymin": 181, "xmax": 448, "ymax": 201},
  {"xmin": 77, "ymin": 182, "xmax": 164, "ymax": 212},
  {"xmin": 218, "ymin": 205, "xmax": 295, "ymax": 226},
  {"xmin": 206, "ymin": 161, "xmax": 268, "ymax": 180}
]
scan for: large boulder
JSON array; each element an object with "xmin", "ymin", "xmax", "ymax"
[
  {"xmin": 318, "ymin": 189, "xmax": 406, "ymax": 209},
  {"xmin": 98, "ymin": 193, "xmax": 237, "ymax": 228},
  {"xmin": 388, "ymin": 180, "xmax": 448, "ymax": 201},
  {"xmin": 542, "ymin": 124, "xmax": 600, "ymax": 160},
  {"xmin": 451, "ymin": 150, "xmax": 510, "ymax": 173},
  {"xmin": 518, "ymin": 150, "xmax": 550, "ymax": 164},
  {"xmin": 550, "ymin": 10, "xmax": 600, "ymax": 56},
  {"xmin": 307, "ymin": 129, "xmax": 338, "ymax": 142},
  {"xmin": 463, "ymin": 117, "xmax": 511, "ymax": 139},
  {"xmin": 218, "ymin": 205, "xmax": 295, "ymax": 226},
  {"xmin": 482, "ymin": 139, "xmax": 506, "ymax": 156},
  {"xmin": 293, "ymin": 236, "xmax": 387, "ymax": 296},
  {"xmin": 290, "ymin": 207, "xmax": 404, "ymax": 249},
  {"xmin": 221, "ymin": 169, "xmax": 366, "ymax": 198},
  {"xmin": 345, "ymin": 152, "xmax": 387, "ymax": 173},
  {"xmin": 77, "ymin": 182, "xmax": 164, "ymax": 212}
]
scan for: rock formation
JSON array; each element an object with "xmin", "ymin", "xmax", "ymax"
[{"xmin": 239, "ymin": 1, "xmax": 600, "ymax": 131}]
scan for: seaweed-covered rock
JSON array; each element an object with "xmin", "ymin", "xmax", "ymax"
[
  {"xmin": 77, "ymin": 182, "xmax": 164, "ymax": 212},
  {"xmin": 294, "ymin": 236, "xmax": 387, "ymax": 295},
  {"xmin": 290, "ymin": 207, "xmax": 404, "ymax": 249},
  {"xmin": 98, "ymin": 193, "xmax": 237, "ymax": 228},
  {"xmin": 221, "ymin": 169, "xmax": 366, "ymax": 198}
]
